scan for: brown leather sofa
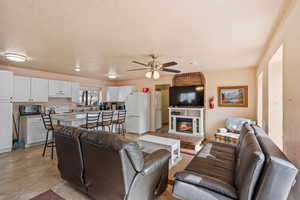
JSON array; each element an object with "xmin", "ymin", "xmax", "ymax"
[
  {"xmin": 173, "ymin": 123, "xmax": 298, "ymax": 200},
  {"xmin": 54, "ymin": 127, "xmax": 171, "ymax": 200}
]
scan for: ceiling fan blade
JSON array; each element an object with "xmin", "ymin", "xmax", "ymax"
[
  {"xmin": 127, "ymin": 68, "xmax": 149, "ymax": 71},
  {"xmin": 162, "ymin": 68, "xmax": 181, "ymax": 73},
  {"xmin": 162, "ymin": 61, "xmax": 178, "ymax": 68},
  {"xmin": 132, "ymin": 61, "xmax": 148, "ymax": 66}
]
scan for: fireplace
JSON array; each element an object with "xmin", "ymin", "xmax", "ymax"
[{"xmin": 176, "ymin": 118, "xmax": 193, "ymax": 134}]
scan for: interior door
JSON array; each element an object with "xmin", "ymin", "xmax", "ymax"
[{"xmin": 155, "ymin": 91, "xmax": 162, "ymax": 129}]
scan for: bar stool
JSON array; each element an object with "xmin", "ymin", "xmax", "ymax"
[
  {"xmin": 41, "ymin": 113, "xmax": 60, "ymax": 160},
  {"xmin": 98, "ymin": 111, "xmax": 114, "ymax": 132},
  {"xmin": 80, "ymin": 112, "xmax": 101, "ymax": 130},
  {"xmin": 113, "ymin": 110, "xmax": 126, "ymax": 135}
]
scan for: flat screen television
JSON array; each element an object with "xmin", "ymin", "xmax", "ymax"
[{"xmin": 169, "ymin": 85, "xmax": 204, "ymax": 107}]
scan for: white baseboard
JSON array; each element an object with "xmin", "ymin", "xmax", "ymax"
[{"xmin": 0, "ymin": 147, "xmax": 12, "ymax": 154}]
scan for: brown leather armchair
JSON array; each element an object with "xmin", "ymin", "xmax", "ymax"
[{"xmin": 54, "ymin": 127, "xmax": 171, "ymax": 200}]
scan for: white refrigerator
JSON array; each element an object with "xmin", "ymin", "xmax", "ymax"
[
  {"xmin": 155, "ymin": 91, "xmax": 162, "ymax": 130},
  {"xmin": 125, "ymin": 92, "xmax": 150, "ymax": 134},
  {"xmin": 0, "ymin": 70, "xmax": 13, "ymax": 153}
]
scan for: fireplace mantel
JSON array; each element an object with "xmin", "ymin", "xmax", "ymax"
[{"xmin": 168, "ymin": 107, "xmax": 204, "ymax": 137}]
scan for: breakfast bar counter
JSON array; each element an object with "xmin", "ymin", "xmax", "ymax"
[{"xmin": 51, "ymin": 110, "xmax": 123, "ymax": 130}]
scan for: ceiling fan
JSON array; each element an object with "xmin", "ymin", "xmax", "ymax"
[{"xmin": 128, "ymin": 55, "xmax": 181, "ymax": 79}]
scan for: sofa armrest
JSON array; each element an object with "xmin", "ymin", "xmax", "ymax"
[
  {"xmin": 175, "ymin": 171, "xmax": 237, "ymax": 199},
  {"xmin": 142, "ymin": 149, "xmax": 170, "ymax": 175}
]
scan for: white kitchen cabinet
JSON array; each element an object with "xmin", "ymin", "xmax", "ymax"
[
  {"xmin": 0, "ymin": 70, "xmax": 13, "ymax": 153},
  {"xmin": 71, "ymin": 82, "xmax": 80, "ymax": 103},
  {"xmin": 13, "ymin": 76, "xmax": 31, "ymax": 102},
  {"xmin": 49, "ymin": 80, "xmax": 72, "ymax": 98},
  {"xmin": 13, "ymin": 76, "xmax": 49, "ymax": 102},
  {"xmin": 31, "ymin": 78, "xmax": 49, "ymax": 102},
  {"xmin": 26, "ymin": 117, "xmax": 49, "ymax": 147},
  {"xmin": 0, "ymin": 71, "xmax": 13, "ymax": 101},
  {"xmin": 106, "ymin": 86, "xmax": 119, "ymax": 101}
]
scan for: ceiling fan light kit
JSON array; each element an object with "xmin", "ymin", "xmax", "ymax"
[
  {"xmin": 145, "ymin": 71, "xmax": 152, "ymax": 79},
  {"xmin": 153, "ymin": 70, "xmax": 160, "ymax": 79},
  {"xmin": 128, "ymin": 55, "xmax": 181, "ymax": 80}
]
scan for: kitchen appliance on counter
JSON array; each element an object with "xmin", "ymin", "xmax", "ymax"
[{"xmin": 19, "ymin": 105, "xmax": 42, "ymax": 116}]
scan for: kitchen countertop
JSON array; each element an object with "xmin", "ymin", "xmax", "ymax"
[{"xmin": 51, "ymin": 110, "xmax": 123, "ymax": 122}]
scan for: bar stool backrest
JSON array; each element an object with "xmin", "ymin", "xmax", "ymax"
[
  {"xmin": 101, "ymin": 111, "xmax": 114, "ymax": 125},
  {"xmin": 85, "ymin": 112, "xmax": 101, "ymax": 128},
  {"xmin": 117, "ymin": 110, "xmax": 126, "ymax": 123},
  {"xmin": 41, "ymin": 113, "xmax": 54, "ymax": 131}
]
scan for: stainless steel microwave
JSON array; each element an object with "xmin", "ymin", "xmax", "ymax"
[{"xmin": 19, "ymin": 105, "xmax": 42, "ymax": 116}]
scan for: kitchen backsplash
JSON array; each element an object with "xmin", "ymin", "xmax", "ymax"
[{"xmin": 13, "ymin": 98, "xmax": 77, "ymax": 115}]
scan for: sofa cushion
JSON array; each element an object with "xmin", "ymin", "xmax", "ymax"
[
  {"xmin": 197, "ymin": 143, "xmax": 236, "ymax": 162},
  {"xmin": 176, "ymin": 170, "xmax": 237, "ymax": 199},
  {"xmin": 185, "ymin": 145, "xmax": 236, "ymax": 187},
  {"xmin": 235, "ymin": 134, "xmax": 265, "ymax": 200},
  {"xmin": 211, "ymin": 142, "xmax": 236, "ymax": 154}
]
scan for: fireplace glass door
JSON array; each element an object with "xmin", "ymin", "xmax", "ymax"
[{"xmin": 176, "ymin": 118, "xmax": 193, "ymax": 134}]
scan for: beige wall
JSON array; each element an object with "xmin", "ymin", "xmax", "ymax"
[
  {"xmin": 257, "ymin": 1, "xmax": 300, "ymax": 199},
  {"xmin": 112, "ymin": 67, "xmax": 257, "ymax": 138},
  {"xmin": 205, "ymin": 67, "xmax": 257, "ymax": 138}
]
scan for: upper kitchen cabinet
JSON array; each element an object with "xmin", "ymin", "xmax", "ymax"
[
  {"xmin": 13, "ymin": 76, "xmax": 31, "ymax": 102},
  {"xmin": 0, "ymin": 71, "xmax": 13, "ymax": 101},
  {"xmin": 106, "ymin": 86, "xmax": 119, "ymax": 102},
  {"xmin": 49, "ymin": 80, "xmax": 72, "ymax": 98},
  {"xmin": 71, "ymin": 82, "xmax": 80, "ymax": 103},
  {"xmin": 31, "ymin": 78, "xmax": 49, "ymax": 102},
  {"xmin": 13, "ymin": 76, "xmax": 49, "ymax": 102},
  {"xmin": 106, "ymin": 86, "xmax": 136, "ymax": 102}
]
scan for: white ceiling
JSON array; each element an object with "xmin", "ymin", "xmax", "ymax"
[{"xmin": 0, "ymin": 0, "xmax": 286, "ymax": 80}]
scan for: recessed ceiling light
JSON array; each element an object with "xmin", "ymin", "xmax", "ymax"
[{"xmin": 4, "ymin": 52, "xmax": 29, "ymax": 62}]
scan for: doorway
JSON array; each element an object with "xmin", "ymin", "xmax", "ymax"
[
  {"xmin": 155, "ymin": 84, "xmax": 171, "ymax": 131},
  {"xmin": 268, "ymin": 46, "xmax": 283, "ymax": 150}
]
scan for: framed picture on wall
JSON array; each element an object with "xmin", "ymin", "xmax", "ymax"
[{"xmin": 218, "ymin": 86, "xmax": 248, "ymax": 107}]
